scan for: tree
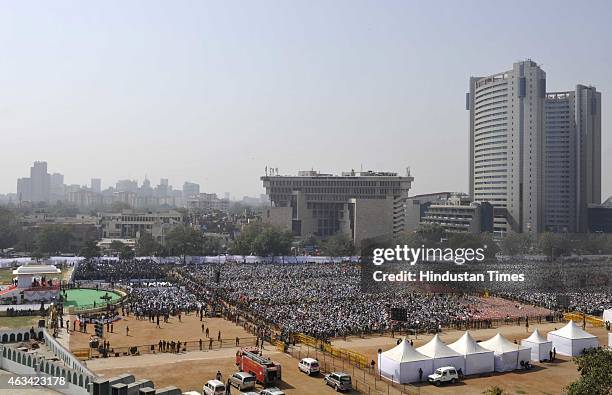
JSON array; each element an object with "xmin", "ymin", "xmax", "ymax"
[
  {"xmin": 501, "ymin": 231, "xmax": 533, "ymax": 256},
  {"xmin": 416, "ymin": 223, "xmax": 446, "ymax": 247},
  {"xmin": 538, "ymin": 232, "xmax": 565, "ymax": 260},
  {"xmin": 482, "ymin": 386, "xmax": 506, "ymax": 395},
  {"xmin": 0, "ymin": 208, "xmax": 19, "ymax": 250},
  {"xmin": 109, "ymin": 240, "xmax": 126, "ymax": 253},
  {"xmin": 321, "ymin": 233, "xmax": 355, "ymax": 256},
  {"xmin": 165, "ymin": 225, "xmax": 206, "ymax": 258},
  {"xmin": 135, "ymin": 233, "xmax": 163, "ymax": 256},
  {"xmin": 118, "ymin": 244, "xmax": 135, "ymax": 260},
  {"xmin": 567, "ymin": 348, "xmax": 612, "ymax": 395},
  {"xmin": 36, "ymin": 225, "xmax": 73, "ymax": 255},
  {"xmin": 230, "ymin": 223, "xmax": 292, "ymax": 256},
  {"xmin": 80, "ymin": 240, "xmax": 101, "ymax": 260}
]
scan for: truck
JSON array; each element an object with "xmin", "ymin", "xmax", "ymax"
[{"xmin": 235, "ymin": 347, "xmax": 282, "ymax": 386}]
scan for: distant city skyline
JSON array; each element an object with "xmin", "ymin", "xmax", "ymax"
[{"xmin": 1, "ymin": 1, "xmax": 610, "ymax": 199}]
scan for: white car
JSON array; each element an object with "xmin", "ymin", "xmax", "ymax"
[
  {"xmin": 259, "ymin": 387, "xmax": 285, "ymax": 395},
  {"xmin": 203, "ymin": 379, "xmax": 226, "ymax": 395},
  {"xmin": 298, "ymin": 358, "xmax": 320, "ymax": 375},
  {"xmin": 427, "ymin": 366, "xmax": 459, "ymax": 386}
]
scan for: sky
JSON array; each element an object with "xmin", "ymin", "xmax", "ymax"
[{"xmin": 0, "ymin": 0, "xmax": 611, "ymax": 199}]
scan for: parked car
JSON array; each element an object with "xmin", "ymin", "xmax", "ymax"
[
  {"xmin": 323, "ymin": 372, "xmax": 352, "ymax": 392},
  {"xmin": 259, "ymin": 387, "xmax": 285, "ymax": 395},
  {"xmin": 203, "ymin": 379, "xmax": 226, "ymax": 395},
  {"xmin": 427, "ymin": 366, "xmax": 459, "ymax": 386},
  {"xmin": 298, "ymin": 358, "xmax": 320, "ymax": 375},
  {"xmin": 229, "ymin": 372, "xmax": 256, "ymax": 391}
]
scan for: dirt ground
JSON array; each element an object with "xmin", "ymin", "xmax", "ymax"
[
  {"xmin": 332, "ymin": 322, "xmax": 611, "ymax": 395},
  {"xmin": 71, "ymin": 313, "xmax": 608, "ymax": 395},
  {"xmin": 68, "ymin": 313, "xmax": 254, "ymax": 351}
]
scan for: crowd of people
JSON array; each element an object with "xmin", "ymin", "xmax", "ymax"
[
  {"xmin": 73, "ymin": 258, "xmax": 168, "ymax": 282},
  {"xmin": 124, "ymin": 283, "xmax": 202, "ymax": 321},
  {"xmin": 173, "ymin": 263, "xmax": 513, "ymax": 339},
  {"xmin": 69, "ymin": 257, "xmax": 611, "ymax": 342}
]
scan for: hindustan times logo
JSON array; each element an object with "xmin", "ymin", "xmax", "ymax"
[{"xmin": 372, "ymin": 245, "xmax": 486, "ymax": 265}]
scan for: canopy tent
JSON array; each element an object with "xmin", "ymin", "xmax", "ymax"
[
  {"xmin": 603, "ymin": 309, "xmax": 612, "ymax": 324},
  {"xmin": 547, "ymin": 320, "xmax": 599, "ymax": 357},
  {"xmin": 379, "ymin": 339, "xmax": 433, "ymax": 383},
  {"xmin": 447, "ymin": 332, "xmax": 494, "ymax": 376},
  {"xmin": 416, "ymin": 334, "xmax": 465, "ymax": 372},
  {"xmin": 479, "ymin": 333, "xmax": 531, "ymax": 372},
  {"xmin": 521, "ymin": 329, "xmax": 552, "ymax": 361}
]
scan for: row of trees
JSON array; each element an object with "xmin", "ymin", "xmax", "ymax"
[{"xmin": 501, "ymin": 231, "xmax": 612, "ymax": 260}]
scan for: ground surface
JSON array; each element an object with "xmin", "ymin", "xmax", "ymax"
[
  {"xmin": 0, "ymin": 268, "xmax": 17, "ymax": 285},
  {"xmin": 68, "ymin": 314, "xmax": 255, "ymax": 351},
  {"xmin": 62, "ymin": 288, "xmax": 121, "ymax": 307},
  {"xmin": 0, "ymin": 316, "xmax": 41, "ymax": 329},
  {"xmin": 72, "ymin": 313, "xmax": 609, "ymax": 395},
  {"xmin": 332, "ymin": 322, "xmax": 611, "ymax": 395}
]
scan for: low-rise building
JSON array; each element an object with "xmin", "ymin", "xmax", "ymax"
[
  {"xmin": 422, "ymin": 201, "xmax": 494, "ymax": 234},
  {"xmin": 98, "ymin": 210, "xmax": 183, "ymax": 244}
]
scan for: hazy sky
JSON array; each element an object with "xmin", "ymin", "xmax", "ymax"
[{"xmin": 1, "ymin": 0, "xmax": 610, "ymax": 199}]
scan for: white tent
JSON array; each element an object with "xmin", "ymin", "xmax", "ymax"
[
  {"xmin": 521, "ymin": 329, "xmax": 552, "ymax": 361},
  {"xmin": 547, "ymin": 320, "xmax": 599, "ymax": 357},
  {"xmin": 603, "ymin": 309, "xmax": 612, "ymax": 325},
  {"xmin": 447, "ymin": 332, "xmax": 494, "ymax": 376},
  {"xmin": 417, "ymin": 334, "xmax": 465, "ymax": 372},
  {"xmin": 480, "ymin": 333, "xmax": 531, "ymax": 372},
  {"xmin": 379, "ymin": 339, "xmax": 433, "ymax": 383}
]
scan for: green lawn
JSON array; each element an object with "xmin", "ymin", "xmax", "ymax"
[
  {"xmin": 0, "ymin": 268, "xmax": 16, "ymax": 285},
  {"xmin": 0, "ymin": 315, "xmax": 42, "ymax": 329},
  {"xmin": 63, "ymin": 289, "xmax": 122, "ymax": 307}
]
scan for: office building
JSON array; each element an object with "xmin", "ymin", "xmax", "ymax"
[
  {"xmin": 468, "ymin": 60, "xmax": 601, "ymax": 235},
  {"xmin": 587, "ymin": 196, "xmax": 612, "ymax": 233},
  {"xmin": 91, "ymin": 178, "xmax": 102, "ymax": 193},
  {"xmin": 261, "ymin": 169, "xmax": 414, "ymax": 247},
  {"xmin": 183, "ymin": 181, "xmax": 200, "ymax": 198},
  {"xmin": 29, "ymin": 161, "xmax": 51, "ymax": 203},
  {"xmin": 422, "ymin": 201, "xmax": 494, "ymax": 234},
  {"xmin": 544, "ymin": 86, "xmax": 601, "ymax": 233}
]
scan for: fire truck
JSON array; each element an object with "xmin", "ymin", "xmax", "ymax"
[{"xmin": 235, "ymin": 347, "xmax": 282, "ymax": 385}]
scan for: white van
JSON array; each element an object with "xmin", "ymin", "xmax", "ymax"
[
  {"xmin": 298, "ymin": 358, "xmax": 320, "ymax": 375},
  {"xmin": 203, "ymin": 379, "xmax": 226, "ymax": 395},
  {"xmin": 229, "ymin": 372, "xmax": 256, "ymax": 390}
]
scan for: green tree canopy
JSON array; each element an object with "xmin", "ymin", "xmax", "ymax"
[
  {"xmin": 36, "ymin": 225, "xmax": 73, "ymax": 255},
  {"xmin": 230, "ymin": 223, "xmax": 292, "ymax": 256},
  {"xmin": 80, "ymin": 240, "xmax": 101, "ymax": 260},
  {"xmin": 135, "ymin": 232, "xmax": 163, "ymax": 256},
  {"xmin": 0, "ymin": 208, "xmax": 20, "ymax": 250},
  {"xmin": 320, "ymin": 233, "xmax": 355, "ymax": 256},
  {"xmin": 501, "ymin": 231, "xmax": 533, "ymax": 256},
  {"xmin": 165, "ymin": 225, "xmax": 206, "ymax": 257},
  {"xmin": 567, "ymin": 348, "xmax": 612, "ymax": 395}
]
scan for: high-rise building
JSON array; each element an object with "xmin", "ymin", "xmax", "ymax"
[
  {"xmin": 183, "ymin": 181, "xmax": 200, "ymax": 197},
  {"xmin": 468, "ymin": 61, "xmax": 601, "ymax": 235},
  {"xmin": 17, "ymin": 177, "xmax": 32, "ymax": 202},
  {"xmin": 49, "ymin": 173, "xmax": 65, "ymax": 202},
  {"xmin": 544, "ymin": 86, "xmax": 601, "ymax": 232},
  {"xmin": 261, "ymin": 169, "xmax": 413, "ymax": 247},
  {"xmin": 29, "ymin": 161, "xmax": 51, "ymax": 203},
  {"xmin": 91, "ymin": 178, "xmax": 102, "ymax": 193}
]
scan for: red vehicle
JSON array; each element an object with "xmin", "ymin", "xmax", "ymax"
[{"xmin": 235, "ymin": 347, "xmax": 282, "ymax": 385}]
